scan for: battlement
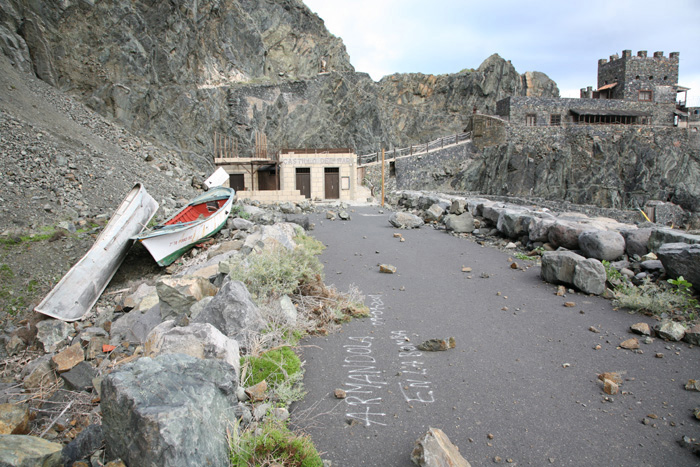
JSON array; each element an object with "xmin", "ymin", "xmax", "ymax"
[{"xmin": 598, "ymin": 50, "xmax": 679, "ymax": 65}]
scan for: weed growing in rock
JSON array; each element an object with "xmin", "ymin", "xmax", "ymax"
[
  {"xmin": 230, "ymin": 419, "xmax": 322, "ymax": 467},
  {"xmin": 241, "ymin": 346, "xmax": 301, "ymax": 387},
  {"xmin": 226, "ymin": 241, "xmax": 323, "ymax": 301},
  {"xmin": 613, "ymin": 277, "xmax": 700, "ymax": 323}
]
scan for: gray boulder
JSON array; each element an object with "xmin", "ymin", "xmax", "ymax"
[
  {"xmin": 145, "ymin": 321, "xmax": 241, "ymax": 375},
  {"xmin": 411, "ymin": 427, "xmax": 471, "ymax": 467},
  {"xmin": 444, "ymin": 213, "xmax": 475, "ymax": 233},
  {"xmin": 541, "ymin": 251, "xmax": 586, "ymax": 286},
  {"xmin": 497, "ymin": 210, "xmax": 531, "ymax": 239},
  {"xmin": 573, "ymin": 258, "xmax": 606, "ymax": 295},
  {"xmin": 232, "ymin": 217, "xmax": 255, "ymax": 231},
  {"xmin": 389, "ymin": 212, "xmax": 424, "ymax": 229},
  {"xmin": 101, "ymin": 354, "xmax": 238, "ymax": 467},
  {"xmin": 657, "ymin": 243, "xmax": 700, "ymax": 288},
  {"xmin": 424, "ymin": 204, "xmax": 445, "ymax": 222},
  {"xmin": 35, "ymin": 320, "xmax": 73, "ymax": 353},
  {"xmin": 109, "ymin": 304, "xmax": 163, "ymax": 345},
  {"xmin": 656, "ymin": 320, "xmax": 686, "ymax": 342},
  {"xmin": 578, "ymin": 230, "xmax": 626, "ymax": 261},
  {"xmin": 192, "ymin": 278, "xmax": 264, "ymax": 347},
  {"xmin": 449, "ymin": 199, "xmax": 467, "ymax": 215},
  {"xmin": 527, "ymin": 217, "xmax": 556, "ymax": 243},
  {"xmin": 649, "ymin": 228, "xmax": 700, "ymax": 252},
  {"xmin": 547, "ymin": 222, "xmax": 586, "ymax": 250},
  {"xmin": 156, "ymin": 276, "xmax": 218, "ymax": 320},
  {"xmin": 621, "ymin": 229, "xmax": 651, "ymax": 257},
  {"xmin": 0, "ymin": 435, "xmax": 62, "ymax": 466}
]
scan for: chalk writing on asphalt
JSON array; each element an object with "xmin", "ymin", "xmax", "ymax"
[
  {"xmin": 390, "ymin": 330, "xmax": 435, "ymax": 404},
  {"xmin": 342, "ymin": 336, "xmax": 387, "ymax": 426},
  {"xmin": 368, "ymin": 294, "xmax": 385, "ymax": 326}
]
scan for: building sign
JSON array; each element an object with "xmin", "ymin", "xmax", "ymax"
[{"xmin": 283, "ymin": 157, "xmax": 354, "ymax": 166}]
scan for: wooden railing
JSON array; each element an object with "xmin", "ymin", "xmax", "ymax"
[{"xmin": 358, "ymin": 132, "xmax": 472, "ymax": 165}]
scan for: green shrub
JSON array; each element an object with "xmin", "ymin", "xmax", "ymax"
[
  {"xmin": 241, "ymin": 346, "xmax": 301, "ymax": 388},
  {"xmin": 613, "ymin": 278, "xmax": 699, "ymax": 320},
  {"xmin": 230, "ymin": 420, "xmax": 322, "ymax": 467},
  {"xmin": 227, "ymin": 242, "xmax": 323, "ymax": 300}
]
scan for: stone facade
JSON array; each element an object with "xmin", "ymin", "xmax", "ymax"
[
  {"xmin": 498, "ymin": 50, "xmax": 686, "ymax": 128},
  {"xmin": 596, "ymin": 50, "xmax": 679, "ymax": 102},
  {"xmin": 216, "ymin": 150, "xmax": 359, "ymax": 203}
]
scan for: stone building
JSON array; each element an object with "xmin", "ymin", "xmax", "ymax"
[
  {"xmin": 496, "ymin": 50, "xmax": 691, "ymax": 129},
  {"xmin": 214, "ymin": 148, "xmax": 360, "ymax": 203}
]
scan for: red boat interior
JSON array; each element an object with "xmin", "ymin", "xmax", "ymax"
[{"xmin": 165, "ymin": 199, "xmax": 226, "ymax": 225}]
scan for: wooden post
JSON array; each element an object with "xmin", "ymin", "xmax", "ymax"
[{"xmin": 381, "ymin": 148, "xmax": 385, "ymax": 207}]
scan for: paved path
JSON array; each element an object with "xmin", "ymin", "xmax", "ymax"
[{"xmin": 291, "ymin": 206, "xmax": 700, "ymax": 466}]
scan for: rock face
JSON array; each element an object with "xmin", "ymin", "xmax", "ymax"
[
  {"xmin": 101, "ymin": 353, "xmax": 238, "ymax": 467},
  {"xmin": 0, "ymin": 0, "xmax": 557, "ymax": 159}
]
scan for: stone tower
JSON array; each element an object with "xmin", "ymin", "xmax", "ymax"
[{"xmin": 596, "ymin": 50, "xmax": 680, "ymax": 104}]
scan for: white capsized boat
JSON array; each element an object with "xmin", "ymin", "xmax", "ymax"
[{"xmin": 35, "ymin": 183, "xmax": 159, "ymax": 321}]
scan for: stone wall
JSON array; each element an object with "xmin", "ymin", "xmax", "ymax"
[
  {"xmin": 498, "ymin": 96, "xmax": 675, "ymax": 127},
  {"xmin": 597, "ymin": 50, "xmax": 679, "ymax": 102}
]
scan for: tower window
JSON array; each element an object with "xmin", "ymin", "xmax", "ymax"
[
  {"xmin": 639, "ymin": 90, "xmax": 652, "ymax": 102},
  {"xmin": 525, "ymin": 114, "xmax": 537, "ymax": 126},
  {"xmin": 550, "ymin": 114, "xmax": 561, "ymax": 126},
  {"xmin": 649, "ymin": 76, "xmax": 654, "ymax": 80}
]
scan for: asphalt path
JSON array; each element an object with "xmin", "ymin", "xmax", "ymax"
[{"xmin": 291, "ymin": 205, "xmax": 700, "ymax": 467}]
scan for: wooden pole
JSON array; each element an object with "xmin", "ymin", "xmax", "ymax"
[{"xmin": 381, "ymin": 148, "xmax": 385, "ymax": 207}]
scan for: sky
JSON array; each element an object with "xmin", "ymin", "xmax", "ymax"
[{"xmin": 302, "ymin": 0, "xmax": 700, "ymax": 106}]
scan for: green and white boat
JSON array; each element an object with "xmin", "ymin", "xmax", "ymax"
[{"xmin": 136, "ymin": 187, "xmax": 235, "ymax": 266}]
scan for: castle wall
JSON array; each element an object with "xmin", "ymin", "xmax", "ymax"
[{"xmin": 597, "ymin": 50, "xmax": 679, "ymax": 103}]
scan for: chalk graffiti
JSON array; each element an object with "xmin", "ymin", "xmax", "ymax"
[
  {"xmin": 342, "ymin": 336, "xmax": 387, "ymax": 426},
  {"xmin": 390, "ymin": 330, "xmax": 435, "ymax": 404},
  {"xmin": 368, "ymin": 294, "xmax": 385, "ymax": 326}
]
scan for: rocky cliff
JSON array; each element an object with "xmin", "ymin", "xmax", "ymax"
[{"xmin": 0, "ymin": 0, "xmax": 558, "ymax": 157}]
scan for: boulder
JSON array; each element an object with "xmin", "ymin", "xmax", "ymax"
[
  {"xmin": 389, "ymin": 211, "xmax": 424, "ymax": 229},
  {"xmin": 145, "ymin": 321, "xmax": 240, "ymax": 375},
  {"xmin": 449, "ymin": 199, "xmax": 467, "ymax": 215},
  {"xmin": 656, "ymin": 321, "xmax": 686, "ymax": 342},
  {"xmin": 578, "ymin": 230, "xmax": 626, "ymax": 261},
  {"xmin": 527, "ymin": 217, "xmax": 556, "ymax": 243},
  {"xmin": 35, "ymin": 320, "xmax": 73, "ymax": 353},
  {"xmin": 648, "ymin": 228, "xmax": 700, "ymax": 252},
  {"xmin": 21, "ymin": 354, "xmax": 55, "ymax": 390},
  {"xmin": 284, "ymin": 214, "xmax": 312, "ymax": 230},
  {"xmin": 683, "ymin": 323, "xmax": 700, "ymax": 345},
  {"xmin": 497, "ymin": 209, "xmax": 531, "ymax": 239},
  {"xmin": 61, "ymin": 424, "xmax": 103, "ymax": 466},
  {"xmin": 444, "ymin": 213, "xmax": 475, "ymax": 233},
  {"xmin": 424, "ymin": 204, "xmax": 445, "ymax": 222},
  {"xmin": 278, "ymin": 295, "xmax": 298, "ymax": 326},
  {"xmin": 547, "ymin": 222, "xmax": 586, "ymax": 250},
  {"xmin": 231, "ymin": 217, "xmax": 254, "ymax": 231},
  {"xmin": 109, "ymin": 304, "xmax": 163, "ymax": 345},
  {"xmin": 260, "ymin": 223, "xmax": 303, "ymax": 251},
  {"xmin": 192, "ymin": 278, "xmax": 264, "ymax": 346},
  {"xmin": 657, "ymin": 243, "xmax": 700, "ymax": 288},
  {"xmin": 60, "ymin": 361, "xmax": 96, "ymax": 392},
  {"xmin": 573, "ymin": 258, "xmax": 606, "ymax": 295},
  {"xmin": 481, "ymin": 205, "xmax": 503, "ymax": 224},
  {"xmin": 101, "ymin": 354, "xmax": 238, "ymax": 467},
  {"xmin": 411, "ymin": 427, "xmax": 471, "ymax": 467},
  {"xmin": 51, "ymin": 343, "xmax": 84, "ymax": 373},
  {"xmin": 621, "ymin": 229, "xmax": 651, "ymax": 257},
  {"xmin": 122, "ymin": 283, "xmax": 156, "ymax": 310},
  {"xmin": 156, "ymin": 276, "xmax": 218, "ymax": 320},
  {"xmin": 0, "ymin": 403, "xmax": 29, "ymax": 434},
  {"xmin": 0, "ymin": 435, "xmax": 62, "ymax": 466},
  {"xmin": 541, "ymin": 251, "xmax": 586, "ymax": 286}
]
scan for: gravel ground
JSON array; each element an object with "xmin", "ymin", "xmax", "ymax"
[{"xmin": 0, "ymin": 54, "xmax": 205, "ymax": 321}]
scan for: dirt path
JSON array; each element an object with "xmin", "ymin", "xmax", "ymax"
[{"xmin": 291, "ymin": 205, "xmax": 700, "ymax": 466}]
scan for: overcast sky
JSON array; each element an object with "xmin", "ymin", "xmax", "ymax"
[{"xmin": 302, "ymin": 0, "xmax": 700, "ymax": 106}]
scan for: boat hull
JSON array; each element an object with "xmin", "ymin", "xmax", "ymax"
[
  {"xmin": 137, "ymin": 187, "xmax": 235, "ymax": 266},
  {"xmin": 35, "ymin": 183, "xmax": 159, "ymax": 321}
]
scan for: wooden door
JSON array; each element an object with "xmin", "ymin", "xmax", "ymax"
[
  {"xmin": 229, "ymin": 174, "xmax": 245, "ymax": 192},
  {"xmin": 324, "ymin": 167, "xmax": 339, "ymax": 199},
  {"xmin": 296, "ymin": 168, "xmax": 311, "ymax": 198}
]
